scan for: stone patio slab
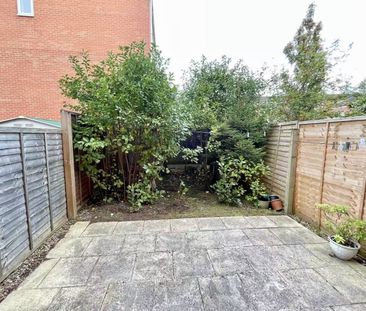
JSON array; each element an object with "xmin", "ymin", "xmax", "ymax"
[
  {"xmin": 153, "ymin": 278, "xmax": 204, "ymax": 310},
  {"xmin": 0, "ymin": 289, "xmax": 59, "ymax": 311},
  {"xmin": 332, "ymin": 305, "xmax": 366, "ymax": 311},
  {"xmin": 197, "ymin": 217, "xmax": 226, "ymax": 231},
  {"xmin": 46, "ymin": 237, "xmax": 92, "ymax": 258},
  {"xmin": 220, "ymin": 216, "xmax": 250, "ymax": 229},
  {"xmin": 186, "ymin": 230, "xmax": 222, "ymax": 249},
  {"xmin": 82, "ymin": 222, "xmax": 118, "ymax": 236},
  {"xmin": 170, "ymin": 218, "xmax": 199, "ymax": 232},
  {"xmin": 143, "ymin": 219, "xmax": 171, "ymax": 233},
  {"xmin": 39, "ymin": 257, "xmax": 98, "ymax": 288},
  {"xmin": 113, "ymin": 220, "xmax": 144, "ymax": 235},
  {"xmin": 19, "ymin": 258, "xmax": 59, "ymax": 289},
  {"xmin": 270, "ymin": 227, "xmax": 326, "ymax": 244},
  {"xmin": 243, "ymin": 228, "xmax": 283, "ymax": 245},
  {"xmin": 238, "ymin": 267, "xmax": 307, "ymax": 311},
  {"xmin": 88, "ymin": 254, "xmax": 135, "ymax": 284},
  {"xmin": 266, "ymin": 215, "xmax": 302, "ymax": 227},
  {"xmin": 208, "ymin": 248, "xmax": 252, "ymax": 275},
  {"xmin": 245, "ymin": 216, "xmax": 278, "ymax": 228},
  {"xmin": 48, "ymin": 285, "xmax": 107, "ymax": 311},
  {"xmin": 280, "ymin": 268, "xmax": 350, "ymax": 308},
  {"xmin": 122, "ymin": 233, "xmax": 156, "ymax": 252},
  {"xmin": 65, "ymin": 221, "xmax": 90, "ymax": 238},
  {"xmin": 173, "ymin": 249, "xmax": 215, "ymax": 278},
  {"xmin": 199, "ymin": 275, "xmax": 255, "ymax": 310},
  {"xmin": 316, "ymin": 265, "xmax": 366, "ymax": 304},
  {"xmin": 101, "ymin": 281, "xmax": 155, "ymax": 311},
  {"xmin": 155, "ymin": 232, "xmax": 188, "ymax": 252},
  {"xmin": 217, "ymin": 229, "xmax": 252, "ymax": 248},
  {"xmin": 133, "ymin": 252, "xmax": 173, "ymax": 282},
  {"xmin": 83, "ymin": 236, "xmax": 125, "ymax": 256}
]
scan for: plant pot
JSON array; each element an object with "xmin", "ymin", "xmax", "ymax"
[
  {"xmin": 258, "ymin": 195, "xmax": 270, "ymax": 209},
  {"xmin": 270, "ymin": 199, "xmax": 283, "ymax": 211},
  {"xmin": 328, "ymin": 236, "xmax": 360, "ymax": 261}
]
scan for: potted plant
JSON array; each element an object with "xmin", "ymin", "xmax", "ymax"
[{"xmin": 317, "ymin": 204, "xmax": 366, "ymax": 260}]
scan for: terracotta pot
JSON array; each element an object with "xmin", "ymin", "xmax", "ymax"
[{"xmin": 270, "ymin": 199, "xmax": 283, "ymax": 211}]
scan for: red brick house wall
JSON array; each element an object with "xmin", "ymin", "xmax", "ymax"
[{"xmin": 0, "ymin": 0, "xmax": 152, "ymax": 120}]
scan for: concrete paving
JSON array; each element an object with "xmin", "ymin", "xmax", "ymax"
[{"xmin": 1, "ymin": 215, "xmax": 365, "ymax": 311}]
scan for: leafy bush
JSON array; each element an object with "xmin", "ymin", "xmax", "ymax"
[
  {"xmin": 213, "ymin": 156, "xmax": 269, "ymax": 206},
  {"xmin": 316, "ymin": 204, "xmax": 366, "ymax": 245},
  {"xmin": 60, "ymin": 42, "xmax": 190, "ymax": 209}
]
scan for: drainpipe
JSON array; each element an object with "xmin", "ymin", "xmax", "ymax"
[{"xmin": 150, "ymin": 0, "xmax": 156, "ymax": 44}]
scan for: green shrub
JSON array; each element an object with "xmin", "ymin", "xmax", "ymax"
[
  {"xmin": 60, "ymin": 42, "xmax": 190, "ymax": 208},
  {"xmin": 213, "ymin": 156, "xmax": 269, "ymax": 206},
  {"xmin": 316, "ymin": 204, "xmax": 366, "ymax": 245}
]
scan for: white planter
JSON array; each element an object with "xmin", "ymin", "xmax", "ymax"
[{"xmin": 328, "ymin": 236, "xmax": 360, "ymax": 261}]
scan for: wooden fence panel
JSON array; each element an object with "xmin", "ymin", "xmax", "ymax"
[{"xmin": 0, "ymin": 128, "xmax": 67, "ymax": 282}]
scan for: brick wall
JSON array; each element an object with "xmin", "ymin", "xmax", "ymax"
[{"xmin": 0, "ymin": 0, "xmax": 151, "ymax": 120}]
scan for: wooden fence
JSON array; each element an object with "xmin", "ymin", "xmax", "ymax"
[
  {"xmin": 264, "ymin": 116, "xmax": 366, "ymax": 231},
  {"xmin": 61, "ymin": 110, "xmax": 92, "ymax": 218},
  {"xmin": 0, "ymin": 127, "xmax": 67, "ymax": 281}
]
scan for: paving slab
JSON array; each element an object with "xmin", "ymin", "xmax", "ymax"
[
  {"xmin": 186, "ymin": 230, "xmax": 222, "ymax": 249},
  {"xmin": 46, "ymin": 237, "xmax": 92, "ymax": 258},
  {"xmin": 83, "ymin": 236, "xmax": 125, "ymax": 256},
  {"xmin": 332, "ymin": 304, "xmax": 366, "ymax": 311},
  {"xmin": 39, "ymin": 257, "xmax": 98, "ymax": 288},
  {"xmin": 122, "ymin": 233, "xmax": 156, "ymax": 252},
  {"xmin": 88, "ymin": 254, "xmax": 135, "ymax": 284},
  {"xmin": 316, "ymin": 265, "xmax": 366, "ymax": 304},
  {"xmin": 82, "ymin": 222, "xmax": 118, "ymax": 236},
  {"xmin": 143, "ymin": 219, "xmax": 171, "ymax": 233},
  {"xmin": 244, "ymin": 216, "xmax": 277, "ymax": 228},
  {"xmin": 19, "ymin": 258, "xmax": 59, "ymax": 289},
  {"xmin": 113, "ymin": 220, "xmax": 144, "ymax": 235},
  {"xmin": 65, "ymin": 221, "xmax": 90, "ymax": 238},
  {"xmin": 0, "ymin": 288, "xmax": 59, "ymax": 311},
  {"xmin": 155, "ymin": 232, "xmax": 188, "ymax": 252},
  {"xmin": 243, "ymin": 228, "xmax": 283, "ymax": 245},
  {"xmin": 101, "ymin": 281, "xmax": 155, "ymax": 311},
  {"xmin": 208, "ymin": 247, "xmax": 252, "ymax": 275},
  {"xmin": 173, "ymin": 249, "xmax": 215, "ymax": 278},
  {"xmin": 242, "ymin": 244, "xmax": 325, "ymax": 270},
  {"xmin": 270, "ymin": 227, "xmax": 326, "ymax": 244},
  {"xmin": 133, "ymin": 252, "xmax": 173, "ymax": 282},
  {"xmin": 170, "ymin": 218, "xmax": 199, "ymax": 232},
  {"xmin": 217, "ymin": 229, "xmax": 252, "ymax": 248},
  {"xmin": 153, "ymin": 278, "xmax": 204, "ymax": 310},
  {"xmin": 280, "ymin": 268, "xmax": 350, "ymax": 308},
  {"xmin": 199, "ymin": 275, "xmax": 255, "ymax": 310},
  {"xmin": 265, "ymin": 215, "xmax": 302, "ymax": 227},
  {"xmin": 197, "ymin": 217, "xmax": 226, "ymax": 231},
  {"xmin": 238, "ymin": 267, "xmax": 307, "ymax": 310},
  {"xmin": 220, "ymin": 216, "xmax": 250, "ymax": 229},
  {"xmin": 48, "ymin": 285, "xmax": 107, "ymax": 311}
]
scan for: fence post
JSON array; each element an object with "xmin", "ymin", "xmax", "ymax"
[
  {"xmin": 61, "ymin": 110, "xmax": 78, "ymax": 219},
  {"xmin": 284, "ymin": 125, "xmax": 299, "ymax": 214},
  {"xmin": 19, "ymin": 133, "xmax": 34, "ymax": 250},
  {"xmin": 270, "ymin": 124, "xmax": 282, "ymax": 194},
  {"xmin": 44, "ymin": 133, "xmax": 54, "ymax": 230},
  {"xmin": 317, "ymin": 122, "xmax": 330, "ymax": 228}
]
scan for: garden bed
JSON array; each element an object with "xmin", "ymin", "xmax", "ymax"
[{"xmin": 77, "ymin": 191, "xmax": 282, "ymax": 223}]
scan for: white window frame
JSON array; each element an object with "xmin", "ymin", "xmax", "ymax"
[{"xmin": 17, "ymin": 0, "xmax": 34, "ymax": 17}]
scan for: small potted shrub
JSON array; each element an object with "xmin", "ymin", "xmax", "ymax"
[{"xmin": 317, "ymin": 204, "xmax": 366, "ymax": 260}]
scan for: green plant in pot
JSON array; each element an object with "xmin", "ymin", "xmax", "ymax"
[{"xmin": 316, "ymin": 204, "xmax": 366, "ymax": 260}]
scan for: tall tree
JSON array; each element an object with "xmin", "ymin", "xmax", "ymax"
[{"xmin": 279, "ymin": 3, "xmax": 330, "ymax": 121}]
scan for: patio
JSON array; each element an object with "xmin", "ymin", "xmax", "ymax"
[{"xmin": 1, "ymin": 216, "xmax": 365, "ymax": 311}]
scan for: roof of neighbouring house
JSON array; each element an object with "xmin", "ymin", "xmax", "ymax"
[{"xmin": 0, "ymin": 116, "xmax": 61, "ymax": 129}]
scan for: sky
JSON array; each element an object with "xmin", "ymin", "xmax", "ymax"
[{"xmin": 153, "ymin": 0, "xmax": 366, "ymax": 87}]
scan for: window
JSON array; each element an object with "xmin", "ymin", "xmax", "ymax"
[{"xmin": 17, "ymin": 0, "xmax": 34, "ymax": 16}]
